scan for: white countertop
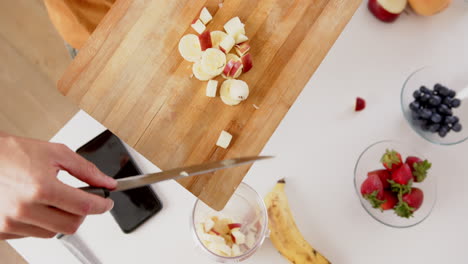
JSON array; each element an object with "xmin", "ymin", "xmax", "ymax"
[{"xmin": 10, "ymin": 2, "xmax": 468, "ymax": 263}]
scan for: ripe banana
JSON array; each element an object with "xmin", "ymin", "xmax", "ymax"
[
  {"xmin": 265, "ymin": 179, "xmax": 331, "ymax": 264},
  {"xmin": 178, "ymin": 34, "xmax": 202, "ymax": 62}
]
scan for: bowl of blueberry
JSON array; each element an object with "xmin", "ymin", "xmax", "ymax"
[{"xmin": 401, "ymin": 66, "xmax": 468, "ymax": 145}]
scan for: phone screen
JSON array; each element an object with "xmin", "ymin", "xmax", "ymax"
[{"xmin": 76, "ymin": 130, "xmax": 162, "ymax": 233}]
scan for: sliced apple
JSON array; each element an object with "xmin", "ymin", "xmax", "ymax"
[
  {"xmin": 241, "ymin": 53, "xmax": 253, "ymax": 73},
  {"xmin": 224, "ymin": 17, "xmax": 245, "ymax": 38},
  {"xmin": 235, "ymin": 42, "xmax": 250, "ymax": 57},
  {"xmin": 191, "ymin": 19, "xmax": 206, "ymax": 34},
  {"xmin": 201, "ymin": 48, "xmax": 226, "ymax": 76},
  {"xmin": 223, "ymin": 60, "xmax": 235, "ymax": 76},
  {"xmin": 368, "ymin": 0, "xmax": 407, "ymax": 23},
  {"xmin": 198, "ymin": 30, "xmax": 212, "ymax": 51},
  {"xmin": 206, "ymin": 80, "xmax": 218, "ymax": 97},
  {"xmin": 245, "ymin": 232, "xmax": 256, "ymax": 248},
  {"xmin": 231, "ymin": 244, "xmax": 242, "ymax": 257},
  {"xmin": 204, "ymin": 218, "xmax": 215, "ymax": 232},
  {"xmin": 219, "ymin": 35, "xmax": 235, "ymax": 54},
  {"xmin": 178, "ymin": 34, "xmax": 202, "ymax": 62},
  {"xmin": 226, "ymin": 53, "xmax": 241, "ymax": 62},
  {"xmin": 216, "ymin": 130, "xmax": 233, "ymax": 149},
  {"xmin": 228, "ymin": 223, "xmax": 242, "ymax": 230},
  {"xmin": 235, "ymin": 34, "xmax": 248, "ymax": 44},
  {"xmin": 228, "ymin": 61, "xmax": 243, "ymax": 78},
  {"xmin": 209, "ymin": 229, "xmax": 221, "ymax": 236},
  {"xmin": 199, "ymin": 7, "xmax": 213, "ymax": 24},
  {"xmin": 193, "ymin": 61, "xmax": 215, "ymax": 81},
  {"xmin": 211, "ymin": 31, "xmax": 227, "ymax": 48},
  {"xmin": 231, "ymin": 229, "xmax": 246, "ymax": 245}
]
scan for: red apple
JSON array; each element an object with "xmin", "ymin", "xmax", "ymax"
[
  {"xmin": 235, "ymin": 42, "xmax": 250, "ymax": 57},
  {"xmin": 198, "ymin": 30, "xmax": 212, "ymax": 51},
  {"xmin": 209, "ymin": 229, "xmax": 220, "ymax": 236},
  {"xmin": 241, "ymin": 53, "xmax": 253, "ymax": 73},
  {"xmin": 223, "ymin": 60, "xmax": 235, "ymax": 76},
  {"xmin": 228, "ymin": 223, "xmax": 242, "ymax": 230},
  {"xmin": 228, "ymin": 61, "xmax": 243, "ymax": 77},
  {"xmin": 230, "ymin": 233, "xmax": 236, "ymax": 243},
  {"xmin": 368, "ymin": 0, "xmax": 407, "ymax": 23}
]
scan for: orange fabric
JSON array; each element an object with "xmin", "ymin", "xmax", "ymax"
[{"xmin": 43, "ymin": 0, "xmax": 115, "ymax": 49}]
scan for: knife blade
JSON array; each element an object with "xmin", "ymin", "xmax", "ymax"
[{"xmin": 79, "ymin": 156, "xmax": 273, "ymax": 197}]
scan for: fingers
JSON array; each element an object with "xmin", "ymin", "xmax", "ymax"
[
  {"xmin": 42, "ymin": 181, "xmax": 114, "ymax": 216},
  {"xmin": 17, "ymin": 204, "xmax": 85, "ymax": 235},
  {"xmin": 51, "ymin": 144, "xmax": 117, "ymax": 190},
  {"xmin": 0, "ymin": 233, "xmax": 24, "ymax": 240},
  {"xmin": 0, "ymin": 218, "xmax": 55, "ymax": 238}
]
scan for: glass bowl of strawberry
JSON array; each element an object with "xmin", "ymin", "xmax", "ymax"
[
  {"xmin": 190, "ymin": 182, "xmax": 269, "ymax": 262},
  {"xmin": 354, "ymin": 141, "xmax": 437, "ymax": 228},
  {"xmin": 401, "ymin": 66, "xmax": 468, "ymax": 145}
]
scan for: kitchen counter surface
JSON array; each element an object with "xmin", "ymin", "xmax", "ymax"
[{"xmin": 9, "ymin": 2, "xmax": 468, "ymax": 263}]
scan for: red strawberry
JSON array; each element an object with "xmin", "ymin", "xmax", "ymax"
[
  {"xmin": 367, "ymin": 169, "xmax": 391, "ymax": 189},
  {"xmin": 360, "ymin": 174, "xmax": 385, "ymax": 208},
  {"xmin": 381, "ymin": 149, "xmax": 403, "ymax": 171},
  {"xmin": 381, "ymin": 190, "xmax": 398, "ymax": 210},
  {"xmin": 391, "ymin": 163, "xmax": 413, "ymax": 185},
  {"xmin": 405, "ymin": 156, "xmax": 431, "ymax": 182},
  {"xmin": 394, "ymin": 188, "xmax": 424, "ymax": 218},
  {"xmin": 355, "ymin": 97, "xmax": 366, "ymax": 111}
]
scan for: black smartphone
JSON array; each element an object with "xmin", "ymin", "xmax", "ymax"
[{"xmin": 76, "ymin": 130, "xmax": 162, "ymax": 233}]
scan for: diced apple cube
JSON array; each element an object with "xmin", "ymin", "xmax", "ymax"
[
  {"xmin": 204, "ymin": 218, "xmax": 215, "ymax": 231},
  {"xmin": 241, "ymin": 53, "xmax": 253, "ymax": 73},
  {"xmin": 224, "ymin": 17, "xmax": 245, "ymax": 38},
  {"xmin": 199, "ymin": 7, "xmax": 213, "ymax": 24},
  {"xmin": 235, "ymin": 34, "xmax": 248, "ymax": 44},
  {"xmin": 231, "ymin": 230, "xmax": 246, "ymax": 245},
  {"xmin": 206, "ymin": 80, "xmax": 218, "ymax": 97},
  {"xmin": 216, "ymin": 130, "xmax": 232, "ymax": 149},
  {"xmin": 191, "ymin": 19, "xmax": 206, "ymax": 34},
  {"xmin": 245, "ymin": 231, "xmax": 256, "ymax": 248},
  {"xmin": 222, "ymin": 60, "xmax": 235, "ymax": 77},
  {"xmin": 228, "ymin": 61, "xmax": 243, "ymax": 78},
  {"xmin": 231, "ymin": 244, "xmax": 241, "ymax": 256},
  {"xmin": 198, "ymin": 30, "xmax": 212, "ymax": 51},
  {"xmin": 235, "ymin": 42, "xmax": 250, "ymax": 57},
  {"xmin": 219, "ymin": 35, "xmax": 235, "ymax": 54}
]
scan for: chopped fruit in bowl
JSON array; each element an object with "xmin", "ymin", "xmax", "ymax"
[
  {"xmin": 401, "ymin": 66, "xmax": 468, "ymax": 145},
  {"xmin": 354, "ymin": 141, "xmax": 436, "ymax": 228},
  {"xmin": 191, "ymin": 183, "xmax": 268, "ymax": 262}
]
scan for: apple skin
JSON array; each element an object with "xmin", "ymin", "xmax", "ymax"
[
  {"xmin": 223, "ymin": 60, "xmax": 235, "ymax": 76},
  {"xmin": 241, "ymin": 53, "xmax": 253, "ymax": 73},
  {"xmin": 228, "ymin": 61, "xmax": 243, "ymax": 77},
  {"xmin": 228, "ymin": 223, "xmax": 242, "ymax": 230},
  {"xmin": 368, "ymin": 0, "xmax": 401, "ymax": 23},
  {"xmin": 198, "ymin": 30, "xmax": 212, "ymax": 51}
]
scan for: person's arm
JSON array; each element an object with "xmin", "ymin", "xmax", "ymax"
[{"xmin": 0, "ymin": 133, "xmax": 116, "ymax": 240}]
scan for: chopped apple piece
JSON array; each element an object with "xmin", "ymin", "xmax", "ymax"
[
  {"xmin": 229, "ymin": 80, "xmax": 249, "ymax": 101},
  {"xmin": 222, "ymin": 60, "xmax": 235, "ymax": 76},
  {"xmin": 206, "ymin": 80, "xmax": 218, "ymax": 97},
  {"xmin": 231, "ymin": 244, "xmax": 242, "ymax": 257},
  {"xmin": 228, "ymin": 223, "xmax": 242, "ymax": 230},
  {"xmin": 226, "ymin": 53, "xmax": 241, "ymax": 62},
  {"xmin": 211, "ymin": 31, "xmax": 227, "ymax": 49},
  {"xmin": 191, "ymin": 19, "xmax": 206, "ymax": 34},
  {"xmin": 235, "ymin": 34, "xmax": 248, "ymax": 44},
  {"xmin": 245, "ymin": 232, "xmax": 256, "ymax": 248},
  {"xmin": 198, "ymin": 30, "xmax": 212, "ymax": 51},
  {"xmin": 241, "ymin": 53, "xmax": 253, "ymax": 73},
  {"xmin": 224, "ymin": 17, "xmax": 245, "ymax": 38},
  {"xmin": 231, "ymin": 229, "xmax": 246, "ymax": 245},
  {"xmin": 204, "ymin": 218, "xmax": 215, "ymax": 232},
  {"xmin": 219, "ymin": 35, "xmax": 235, "ymax": 53},
  {"xmin": 228, "ymin": 61, "xmax": 243, "ymax": 78},
  {"xmin": 199, "ymin": 7, "xmax": 213, "ymax": 24},
  {"xmin": 216, "ymin": 130, "xmax": 233, "ymax": 149},
  {"xmin": 235, "ymin": 42, "xmax": 250, "ymax": 57}
]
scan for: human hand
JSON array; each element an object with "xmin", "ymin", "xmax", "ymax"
[{"xmin": 0, "ymin": 133, "xmax": 116, "ymax": 240}]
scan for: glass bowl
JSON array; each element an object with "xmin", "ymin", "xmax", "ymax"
[
  {"xmin": 401, "ymin": 65, "xmax": 468, "ymax": 145},
  {"xmin": 354, "ymin": 140, "xmax": 437, "ymax": 228},
  {"xmin": 190, "ymin": 182, "xmax": 268, "ymax": 262}
]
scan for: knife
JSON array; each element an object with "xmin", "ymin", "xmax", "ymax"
[{"xmin": 79, "ymin": 156, "xmax": 273, "ymax": 197}]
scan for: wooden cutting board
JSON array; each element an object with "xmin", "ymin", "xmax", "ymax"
[{"xmin": 58, "ymin": 0, "xmax": 360, "ymax": 210}]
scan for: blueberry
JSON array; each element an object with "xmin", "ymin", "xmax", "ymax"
[
  {"xmin": 420, "ymin": 108, "xmax": 433, "ymax": 119},
  {"xmin": 420, "ymin": 86, "xmax": 431, "ymax": 94},
  {"xmin": 438, "ymin": 127, "xmax": 449, "ymax": 137},
  {"xmin": 444, "ymin": 115, "xmax": 457, "ymax": 124},
  {"xmin": 434, "ymin": 83, "xmax": 445, "ymax": 92},
  {"xmin": 438, "ymin": 104, "xmax": 452, "ymax": 115},
  {"xmin": 409, "ymin": 101, "xmax": 420, "ymax": 111},
  {"xmin": 421, "ymin": 124, "xmax": 431, "ymax": 131},
  {"xmin": 448, "ymin": 90, "xmax": 456, "ymax": 98},
  {"xmin": 411, "ymin": 111, "xmax": 420, "ymax": 120},
  {"xmin": 420, "ymin": 93, "xmax": 431, "ymax": 102},
  {"xmin": 439, "ymin": 87, "xmax": 450, "ymax": 97},
  {"xmin": 413, "ymin": 90, "xmax": 422, "ymax": 99},
  {"xmin": 452, "ymin": 123, "xmax": 462, "ymax": 132},
  {"xmin": 429, "ymin": 96, "xmax": 442, "ymax": 106},
  {"xmin": 430, "ymin": 113, "xmax": 442, "ymax": 123},
  {"xmin": 453, "ymin": 116, "xmax": 460, "ymax": 123},
  {"xmin": 442, "ymin": 97, "xmax": 452, "ymax": 106},
  {"xmin": 429, "ymin": 123, "xmax": 440, "ymax": 132},
  {"xmin": 451, "ymin": 98, "xmax": 461, "ymax": 108},
  {"xmin": 432, "ymin": 90, "xmax": 439, "ymax": 96}
]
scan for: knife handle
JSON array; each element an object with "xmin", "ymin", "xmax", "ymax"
[{"xmin": 79, "ymin": 186, "xmax": 110, "ymax": 198}]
